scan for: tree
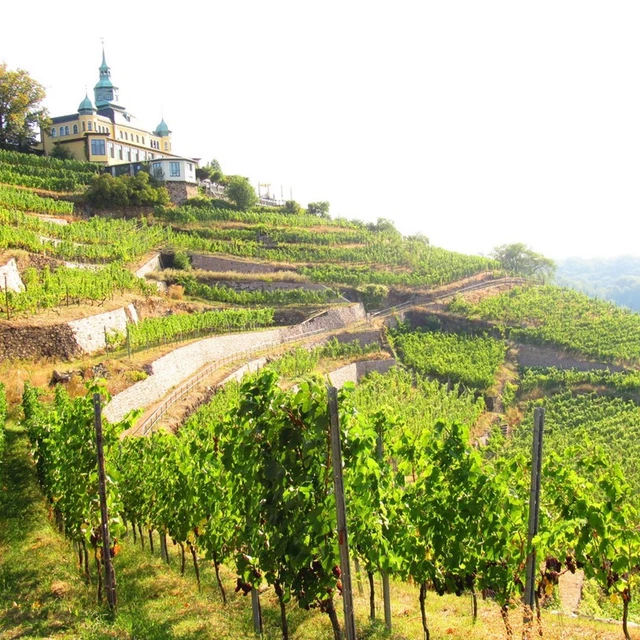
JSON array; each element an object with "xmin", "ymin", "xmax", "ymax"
[
  {"xmin": 196, "ymin": 158, "xmax": 223, "ymax": 183},
  {"xmin": 307, "ymin": 201, "xmax": 330, "ymax": 218},
  {"xmin": 0, "ymin": 63, "xmax": 49, "ymax": 151},
  {"xmin": 282, "ymin": 200, "xmax": 303, "ymax": 215},
  {"xmin": 491, "ymin": 243, "xmax": 556, "ymax": 280},
  {"xmin": 50, "ymin": 142, "xmax": 75, "ymax": 161},
  {"xmin": 225, "ymin": 175, "xmax": 257, "ymax": 210}
]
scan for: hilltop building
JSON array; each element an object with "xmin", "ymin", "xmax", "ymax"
[{"xmin": 36, "ymin": 48, "xmax": 198, "ymax": 203}]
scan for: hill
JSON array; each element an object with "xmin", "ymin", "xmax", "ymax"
[{"xmin": 2, "ymin": 150, "xmax": 640, "ymax": 640}]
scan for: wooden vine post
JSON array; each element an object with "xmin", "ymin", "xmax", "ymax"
[
  {"xmin": 523, "ymin": 407, "xmax": 545, "ymax": 633},
  {"xmin": 93, "ymin": 393, "xmax": 117, "ymax": 611},
  {"xmin": 328, "ymin": 385, "xmax": 357, "ymax": 640},
  {"xmin": 377, "ymin": 424, "xmax": 392, "ymax": 631}
]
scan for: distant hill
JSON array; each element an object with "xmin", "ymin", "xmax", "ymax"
[{"xmin": 555, "ymin": 255, "xmax": 640, "ymax": 311}]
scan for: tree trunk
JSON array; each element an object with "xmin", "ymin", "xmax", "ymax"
[
  {"xmin": 162, "ymin": 532, "xmax": 169, "ymax": 563},
  {"xmin": 148, "ymin": 529, "xmax": 154, "ymax": 554},
  {"xmin": 623, "ymin": 597, "xmax": 631, "ymax": 640},
  {"xmin": 138, "ymin": 523, "xmax": 144, "ymax": 549},
  {"xmin": 132, "ymin": 522, "xmax": 137, "ymax": 544},
  {"xmin": 189, "ymin": 542, "xmax": 200, "ymax": 589},
  {"xmin": 419, "ymin": 581, "xmax": 430, "ymax": 640},
  {"xmin": 82, "ymin": 539, "xmax": 90, "ymax": 583},
  {"xmin": 324, "ymin": 597, "xmax": 342, "ymax": 640},
  {"xmin": 368, "ymin": 570, "xmax": 376, "ymax": 620},
  {"xmin": 274, "ymin": 580, "xmax": 289, "ymax": 640},
  {"xmin": 471, "ymin": 589, "xmax": 478, "ymax": 622},
  {"xmin": 94, "ymin": 546, "xmax": 102, "ymax": 604},
  {"xmin": 77, "ymin": 542, "xmax": 83, "ymax": 572},
  {"xmin": 212, "ymin": 551, "xmax": 226, "ymax": 604},
  {"xmin": 180, "ymin": 542, "xmax": 186, "ymax": 576}
]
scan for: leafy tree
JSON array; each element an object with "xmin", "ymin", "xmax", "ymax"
[
  {"xmin": 307, "ymin": 201, "xmax": 330, "ymax": 218},
  {"xmin": 196, "ymin": 158, "xmax": 223, "ymax": 182},
  {"xmin": 282, "ymin": 200, "xmax": 303, "ymax": 215},
  {"xmin": 50, "ymin": 142, "xmax": 75, "ymax": 161},
  {"xmin": 225, "ymin": 175, "xmax": 258, "ymax": 210},
  {"xmin": 0, "ymin": 63, "xmax": 49, "ymax": 151},
  {"xmin": 84, "ymin": 171, "xmax": 169, "ymax": 208},
  {"xmin": 492, "ymin": 243, "xmax": 556, "ymax": 280}
]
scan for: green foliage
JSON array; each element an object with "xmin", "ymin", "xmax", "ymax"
[
  {"xmin": 307, "ymin": 201, "xmax": 330, "ymax": 218},
  {"xmin": 357, "ymin": 283, "xmax": 388, "ymax": 309},
  {"xmin": 85, "ymin": 172, "xmax": 170, "ymax": 208},
  {"xmin": 225, "ymin": 175, "xmax": 257, "ymax": 210},
  {"xmin": 491, "ymin": 243, "xmax": 555, "ymax": 280},
  {"xmin": 176, "ymin": 274, "xmax": 338, "ymax": 306},
  {"xmin": 390, "ymin": 327, "xmax": 506, "ymax": 390},
  {"xmin": 0, "ymin": 63, "xmax": 49, "ymax": 151},
  {"xmin": 282, "ymin": 200, "xmax": 303, "ymax": 215},
  {"xmin": 119, "ymin": 307, "xmax": 275, "ymax": 350},
  {"xmin": 171, "ymin": 250, "xmax": 191, "ymax": 271},
  {"xmin": 0, "ymin": 184, "xmax": 74, "ymax": 215},
  {"xmin": 50, "ymin": 143, "xmax": 75, "ymax": 161},
  {"xmin": 195, "ymin": 159, "xmax": 223, "ymax": 183},
  {"xmin": 452, "ymin": 285, "xmax": 640, "ymax": 364}
]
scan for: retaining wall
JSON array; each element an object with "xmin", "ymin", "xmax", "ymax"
[
  {"xmin": 190, "ymin": 253, "xmax": 280, "ymax": 274},
  {"xmin": 327, "ymin": 359, "xmax": 397, "ymax": 390},
  {"xmin": 0, "ymin": 258, "xmax": 25, "ymax": 293},
  {"xmin": 67, "ymin": 304, "xmax": 138, "ymax": 354},
  {"xmin": 0, "ymin": 323, "xmax": 80, "ymax": 361},
  {"xmin": 104, "ymin": 304, "xmax": 367, "ymax": 423},
  {"xmin": 135, "ymin": 253, "xmax": 162, "ymax": 279}
]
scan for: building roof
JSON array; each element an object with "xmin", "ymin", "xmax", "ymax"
[
  {"xmin": 78, "ymin": 94, "xmax": 96, "ymax": 113},
  {"xmin": 154, "ymin": 118, "xmax": 171, "ymax": 137}
]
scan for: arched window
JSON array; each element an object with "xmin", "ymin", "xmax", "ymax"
[
  {"xmin": 87, "ymin": 122, "xmax": 93, "ymax": 131},
  {"xmin": 65, "ymin": 126, "xmax": 70, "ymax": 135},
  {"xmin": 73, "ymin": 124, "xmax": 78, "ymax": 134},
  {"xmin": 51, "ymin": 128, "xmax": 56, "ymax": 138},
  {"xmin": 82, "ymin": 121, "xmax": 86, "ymax": 131}
]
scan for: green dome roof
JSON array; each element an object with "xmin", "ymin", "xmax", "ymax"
[
  {"xmin": 78, "ymin": 94, "xmax": 96, "ymax": 113},
  {"xmin": 154, "ymin": 118, "xmax": 171, "ymax": 137}
]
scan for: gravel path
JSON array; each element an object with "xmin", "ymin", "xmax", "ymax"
[{"xmin": 104, "ymin": 328, "xmax": 284, "ymax": 422}]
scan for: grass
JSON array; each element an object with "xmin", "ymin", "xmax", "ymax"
[{"xmin": 0, "ymin": 423, "xmax": 636, "ymax": 639}]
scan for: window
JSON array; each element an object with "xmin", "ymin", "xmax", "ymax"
[
  {"xmin": 108, "ymin": 142, "xmax": 114, "ymax": 158},
  {"xmin": 140, "ymin": 150, "xmax": 147, "ymax": 161},
  {"xmin": 116, "ymin": 144, "xmax": 123, "ymax": 160},
  {"xmin": 87, "ymin": 122, "xmax": 93, "ymax": 131},
  {"xmin": 164, "ymin": 142, "xmax": 169, "ymax": 151},
  {"xmin": 141, "ymin": 136, "xmax": 145, "ymax": 145},
  {"xmin": 187, "ymin": 163, "xmax": 193, "ymax": 172},
  {"xmin": 73, "ymin": 124, "xmax": 78, "ymax": 134},
  {"xmin": 152, "ymin": 162, "xmax": 163, "ymax": 179},
  {"xmin": 124, "ymin": 132, "xmax": 128, "ymax": 140},
  {"xmin": 51, "ymin": 128, "xmax": 56, "ymax": 138},
  {"xmin": 82, "ymin": 121, "xmax": 86, "ymax": 132},
  {"xmin": 136, "ymin": 134, "xmax": 139, "ymax": 142},
  {"xmin": 91, "ymin": 139, "xmax": 106, "ymax": 156},
  {"xmin": 169, "ymin": 161, "xmax": 180, "ymax": 177},
  {"xmin": 59, "ymin": 127, "xmax": 64, "ymax": 136},
  {"xmin": 126, "ymin": 147, "xmax": 131, "ymax": 161},
  {"xmin": 134, "ymin": 149, "xmax": 139, "ymax": 162}
]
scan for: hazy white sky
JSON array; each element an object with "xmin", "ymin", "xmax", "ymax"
[{"xmin": 3, "ymin": 1, "xmax": 640, "ymax": 260}]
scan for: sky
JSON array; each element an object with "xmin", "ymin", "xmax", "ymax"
[{"xmin": 3, "ymin": 1, "xmax": 640, "ymax": 260}]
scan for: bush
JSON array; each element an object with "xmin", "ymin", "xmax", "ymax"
[
  {"xmin": 167, "ymin": 284, "xmax": 184, "ymax": 300},
  {"xmin": 85, "ymin": 171, "xmax": 170, "ymax": 208},
  {"xmin": 172, "ymin": 251, "xmax": 191, "ymax": 271}
]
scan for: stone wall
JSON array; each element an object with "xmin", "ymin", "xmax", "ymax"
[
  {"xmin": 135, "ymin": 253, "xmax": 162, "ymax": 278},
  {"xmin": 0, "ymin": 323, "xmax": 80, "ymax": 361},
  {"xmin": 190, "ymin": 253, "xmax": 280, "ymax": 274},
  {"xmin": 327, "ymin": 359, "xmax": 397, "ymax": 389},
  {"xmin": 67, "ymin": 307, "xmax": 133, "ymax": 354},
  {"xmin": 284, "ymin": 304, "xmax": 367, "ymax": 339},
  {"xmin": 0, "ymin": 258, "xmax": 25, "ymax": 293},
  {"xmin": 165, "ymin": 181, "xmax": 198, "ymax": 205}
]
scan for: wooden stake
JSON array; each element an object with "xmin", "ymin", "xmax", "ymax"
[
  {"xmin": 93, "ymin": 393, "xmax": 116, "ymax": 611},
  {"xmin": 328, "ymin": 385, "xmax": 357, "ymax": 640},
  {"xmin": 523, "ymin": 407, "xmax": 545, "ymax": 631}
]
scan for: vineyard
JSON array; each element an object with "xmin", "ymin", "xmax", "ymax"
[
  {"xmin": 108, "ymin": 307, "xmax": 276, "ymax": 351},
  {"xmin": 19, "ymin": 372, "xmax": 640, "ymax": 640},
  {"xmin": 3, "ymin": 263, "xmax": 153, "ymax": 317},
  {"xmin": 450, "ymin": 285, "xmax": 640, "ymax": 365},
  {"xmin": 0, "ymin": 148, "xmax": 98, "ymax": 192},
  {"xmin": 390, "ymin": 326, "xmax": 507, "ymax": 390}
]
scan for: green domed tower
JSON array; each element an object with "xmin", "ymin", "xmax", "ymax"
[{"xmin": 94, "ymin": 47, "xmax": 120, "ymax": 109}]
